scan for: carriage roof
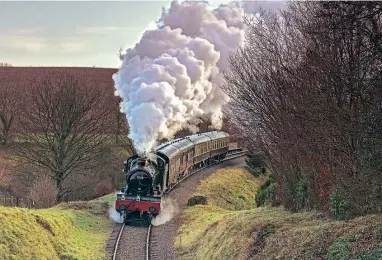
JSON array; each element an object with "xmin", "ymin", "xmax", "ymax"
[
  {"xmin": 186, "ymin": 133, "xmax": 210, "ymax": 144},
  {"xmin": 202, "ymin": 131, "xmax": 229, "ymax": 140},
  {"xmin": 155, "ymin": 131, "xmax": 229, "ymax": 160}
]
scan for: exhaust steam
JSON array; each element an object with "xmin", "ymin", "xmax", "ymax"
[
  {"xmin": 109, "ymin": 207, "xmax": 123, "ymax": 223},
  {"xmin": 151, "ymin": 198, "xmax": 178, "ymax": 226}
]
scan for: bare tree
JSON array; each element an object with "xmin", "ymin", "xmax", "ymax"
[
  {"xmin": 0, "ymin": 165, "xmax": 6, "ymax": 182},
  {"xmin": 223, "ymin": 2, "xmax": 382, "ymax": 215},
  {"xmin": 0, "ymin": 63, "xmax": 12, "ymax": 67},
  {"xmin": 112, "ymin": 96, "xmax": 129, "ymax": 145},
  {"xmin": 28, "ymin": 174, "xmax": 58, "ymax": 208},
  {"xmin": 0, "ymin": 81, "xmax": 22, "ymax": 145},
  {"xmin": 15, "ymin": 72, "xmax": 112, "ymax": 201}
]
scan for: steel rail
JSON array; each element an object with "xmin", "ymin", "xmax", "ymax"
[
  {"xmin": 146, "ymin": 224, "xmax": 152, "ymax": 260},
  {"xmin": 112, "ymin": 223, "xmax": 126, "ymax": 260}
]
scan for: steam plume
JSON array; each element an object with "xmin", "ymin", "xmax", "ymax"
[
  {"xmin": 113, "ymin": 0, "xmax": 246, "ymax": 155},
  {"xmin": 151, "ymin": 198, "xmax": 178, "ymax": 226},
  {"xmin": 109, "ymin": 207, "xmax": 123, "ymax": 223}
]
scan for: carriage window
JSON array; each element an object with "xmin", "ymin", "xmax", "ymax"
[{"xmin": 176, "ymin": 158, "xmax": 180, "ymax": 170}]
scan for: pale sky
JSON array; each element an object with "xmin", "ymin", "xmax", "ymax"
[{"xmin": 0, "ymin": 1, "xmax": 233, "ymax": 68}]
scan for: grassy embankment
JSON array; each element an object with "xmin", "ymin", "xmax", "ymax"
[
  {"xmin": 175, "ymin": 168, "xmax": 382, "ymax": 260},
  {"xmin": 0, "ymin": 193, "xmax": 115, "ymax": 260}
]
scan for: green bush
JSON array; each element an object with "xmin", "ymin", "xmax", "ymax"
[
  {"xmin": 188, "ymin": 195, "xmax": 208, "ymax": 206},
  {"xmin": 357, "ymin": 246, "xmax": 382, "ymax": 260},
  {"xmin": 237, "ymin": 194, "xmax": 246, "ymax": 200},
  {"xmin": 330, "ymin": 189, "xmax": 348, "ymax": 220},
  {"xmin": 259, "ymin": 223, "xmax": 276, "ymax": 239},
  {"xmin": 255, "ymin": 175, "xmax": 276, "ymax": 207},
  {"xmin": 376, "ymin": 223, "xmax": 382, "ymax": 241},
  {"xmin": 245, "ymin": 152, "xmax": 265, "ymax": 173},
  {"xmin": 327, "ymin": 239, "xmax": 350, "ymax": 260},
  {"xmin": 244, "ymin": 166, "xmax": 260, "ymax": 177},
  {"xmin": 296, "ymin": 178, "xmax": 309, "ymax": 209}
]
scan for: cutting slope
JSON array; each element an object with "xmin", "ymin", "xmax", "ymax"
[
  {"xmin": 175, "ymin": 168, "xmax": 382, "ymax": 259},
  {"xmin": 0, "ymin": 197, "xmax": 112, "ymax": 260}
]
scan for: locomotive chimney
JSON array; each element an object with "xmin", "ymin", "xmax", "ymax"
[{"xmin": 137, "ymin": 158, "xmax": 147, "ymax": 166}]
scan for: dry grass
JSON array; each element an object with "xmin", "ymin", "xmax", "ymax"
[{"xmin": 175, "ymin": 168, "xmax": 382, "ymax": 260}]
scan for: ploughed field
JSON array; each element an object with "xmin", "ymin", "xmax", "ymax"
[
  {"xmin": 0, "ymin": 67, "xmax": 119, "ymax": 127},
  {"xmin": 0, "ymin": 66, "xmax": 117, "ymax": 86}
]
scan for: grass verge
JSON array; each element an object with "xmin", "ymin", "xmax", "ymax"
[
  {"xmin": 175, "ymin": 167, "xmax": 382, "ymax": 260},
  {"xmin": 0, "ymin": 194, "xmax": 114, "ymax": 260}
]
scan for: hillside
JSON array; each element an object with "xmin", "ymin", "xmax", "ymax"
[
  {"xmin": 0, "ymin": 194, "xmax": 115, "ymax": 260},
  {"xmin": 0, "ymin": 66, "xmax": 133, "ymax": 200},
  {"xmin": 175, "ymin": 168, "xmax": 382, "ymax": 259},
  {"xmin": 0, "ymin": 66, "xmax": 117, "ymax": 84}
]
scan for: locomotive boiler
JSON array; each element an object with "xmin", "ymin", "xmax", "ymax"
[{"xmin": 124, "ymin": 156, "xmax": 159, "ymax": 196}]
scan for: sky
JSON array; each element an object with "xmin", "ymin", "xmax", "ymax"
[{"xmin": 0, "ymin": 1, "xmax": 235, "ymax": 68}]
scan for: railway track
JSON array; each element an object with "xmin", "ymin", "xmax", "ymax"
[
  {"xmin": 112, "ymin": 223, "xmax": 151, "ymax": 260},
  {"xmin": 110, "ymin": 149, "xmax": 246, "ymax": 260}
]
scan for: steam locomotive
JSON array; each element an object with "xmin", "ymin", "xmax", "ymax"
[{"xmin": 115, "ymin": 131, "xmax": 230, "ymax": 225}]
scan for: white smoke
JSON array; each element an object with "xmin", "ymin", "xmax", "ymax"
[
  {"xmin": 113, "ymin": 0, "xmax": 247, "ymax": 155},
  {"xmin": 151, "ymin": 198, "xmax": 178, "ymax": 226},
  {"xmin": 109, "ymin": 207, "xmax": 123, "ymax": 223}
]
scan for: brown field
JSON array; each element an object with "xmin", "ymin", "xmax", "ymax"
[{"xmin": 0, "ymin": 66, "xmax": 117, "ymax": 85}]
